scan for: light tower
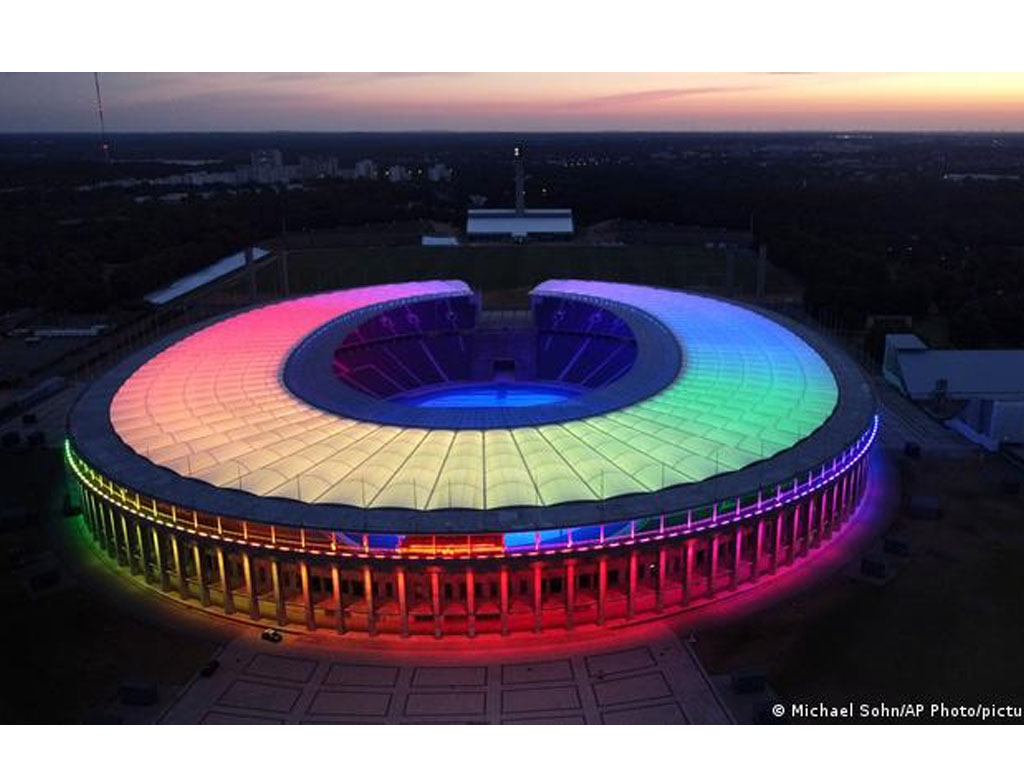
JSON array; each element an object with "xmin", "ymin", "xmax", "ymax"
[{"xmin": 514, "ymin": 146, "xmax": 525, "ymax": 216}]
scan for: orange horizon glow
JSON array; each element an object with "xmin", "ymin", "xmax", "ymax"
[{"xmin": 2, "ymin": 72, "xmax": 1024, "ymax": 131}]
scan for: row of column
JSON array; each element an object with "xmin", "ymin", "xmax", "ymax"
[{"xmin": 73, "ymin": 453, "xmax": 868, "ymax": 636}]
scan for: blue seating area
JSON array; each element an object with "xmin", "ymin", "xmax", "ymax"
[
  {"xmin": 533, "ymin": 296, "xmax": 633, "ymax": 340},
  {"xmin": 333, "ymin": 296, "xmax": 476, "ymax": 397},
  {"xmin": 339, "ymin": 296, "xmax": 476, "ymax": 348},
  {"xmin": 332, "ymin": 295, "xmax": 637, "ymax": 399},
  {"xmin": 534, "ymin": 297, "xmax": 637, "ymax": 387}
]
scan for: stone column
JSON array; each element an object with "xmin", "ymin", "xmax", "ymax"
[
  {"xmin": 627, "ymin": 550, "xmax": 638, "ymax": 618},
  {"xmin": 789, "ymin": 505, "xmax": 801, "ymax": 564},
  {"xmin": 848, "ymin": 470, "xmax": 857, "ymax": 515},
  {"xmin": 170, "ymin": 534, "xmax": 187, "ymax": 598},
  {"xmin": 597, "ymin": 557, "xmax": 608, "ymax": 623},
  {"xmin": 772, "ymin": 512, "xmax": 784, "ymax": 573},
  {"xmin": 120, "ymin": 513, "xmax": 137, "ymax": 573},
  {"xmin": 532, "ymin": 561, "xmax": 543, "ymax": 633},
  {"xmin": 362, "ymin": 565, "xmax": 376, "ymax": 636},
  {"xmin": 683, "ymin": 540, "xmax": 695, "ymax": 604},
  {"xmin": 90, "ymin": 497, "xmax": 101, "ymax": 541},
  {"xmin": 656, "ymin": 548, "xmax": 667, "ymax": 611},
  {"xmin": 499, "ymin": 565, "xmax": 510, "ymax": 636},
  {"xmin": 270, "ymin": 559, "xmax": 286, "ymax": 626},
  {"xmin": 819, "ymin": 491, "xmax": 830, "ymax": 541},
  {"xmin": 93, "ymin": 498, "xmax": 103, "ymax": 542},
  {"xmin": 134, "ymin": 521, "xmax": 149, "ymax": 582},
  {"xmin": 94, "ymin": 501, "xmax": 106, "ymax": 551},
  {"xmin": 193, "ymin": 543, "xmax": 210, "ymax": 606},
  {"xmin": 243, "ymin": 552, "xmax": 260, "ymax": 620},
  {"xmin": 832, "ymin": 482, "xmax": 841, "ymax": 531},
  {"xmin": 396, "ymin": 567, "xmax": 409, "ymax": 637},
  {"xmin": 300, "ymin": 561, "xmax": 315, "ymax": 630},
  {"xmin": 804, "ymin": 499, "xmax": 815, "ymax": 555},
  {"xmin": 105, "ymin": 506, "xmax": 119, "ymax": 560},
  {"xmin": 117, "ymin": 512, "xmax": 132, "ymax": 565},
  {"xmin": 430, "ymin": 569, "xmax": 442, "ymax": 639},
  {"xmin": 564, "ymin": 560, "xmax": 575, "ymax": 629},
  {"xmin": 465, "ymin": 566, "xmax": 476, "ymax": 638},
  {"xmin": 754, "ymin": 518, "xmax": 765, "ymax": 583},
  {"xmin": 732, "ymin": 526, "xmax": 743, "ymax": 589},
  {"xmin": 152, "ymin": 527, "xmax": 169, "ymax": 592},
  {"xmin": 83, "ymin": 494, "xmax": 95, "ymax": 537},
  {"xmin": 708, "ymin": 535, "xmax": 719, "ymax": 598},
  {"xmin": 331, "ymin": 564, "xmax": 346, "ymax": 634},
  {"xmin": 217, "ymin": 547, "xmax": 234, "ymax": 615}
]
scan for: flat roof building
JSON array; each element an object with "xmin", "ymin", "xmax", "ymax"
[
  {"xmin": 883, "ymin": 334, "xmax": 1024, "ymax": 451},
  {"xmin": 466, "ymin": 208, "xmax": 574, "ymax": 240}
]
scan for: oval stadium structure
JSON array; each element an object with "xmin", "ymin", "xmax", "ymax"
[{"xmin": 66, "ymin": 280, "xmax": 877, "ymax": 637}]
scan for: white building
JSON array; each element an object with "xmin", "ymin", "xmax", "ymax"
[
  {"xmin": 466, "ymin": 209, "xmax": 574, "ymax": 241},
  {"xmin": 883, "ymin": 334, "xmax": 1024, "ymax": 451}
]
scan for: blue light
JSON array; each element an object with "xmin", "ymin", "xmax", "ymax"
[{"xmin": 400, "ymin": 383, "xmax": 576, "ymax": 408}]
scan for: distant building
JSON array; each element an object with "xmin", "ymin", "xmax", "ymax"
[
  {"xmin": 386, "ymin": 165, "xmax": 411, "ymax": 183},
  {"xmin": 427, "ymin": 163, "xmax": 453, "ymax": 182},
  {"xmin": 251, "ymin": 149, "xmax": 286, "ymax": 184},
  {"xmin": 883, "ymin": 334, "xmax": 1024, "ymax": 451},
  {"xmin": 421, "ymin": 235, "xmax": 459, "ymax": 247},
  {"xmin": 299, "ymin": 156, "xmax": 340, "ymax": 179},
  {"xmin": 353, "ymin": 159, "xmax": 378, "ymax": 180}
]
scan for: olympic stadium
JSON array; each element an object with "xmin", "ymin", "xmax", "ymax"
[{"xmin": 65, "ymin": 279, "xmax": 877, "ymax": 637}]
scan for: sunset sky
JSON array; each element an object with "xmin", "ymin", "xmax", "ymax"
[{"xmin": 2, "ymin": 72, "xmax": 1024, "ymax": 132}]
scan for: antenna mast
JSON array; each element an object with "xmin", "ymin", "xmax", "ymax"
[{"xmin": 93, "ymin": 73, "xmax": 110, "ymax": 163}]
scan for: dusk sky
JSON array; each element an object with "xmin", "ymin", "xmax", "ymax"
[{"xmin": 2, "ymin": 72, "xmax": 1024, "ymax": 132}]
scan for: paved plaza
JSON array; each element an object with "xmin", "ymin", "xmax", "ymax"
[{"xmin": 160, "ymin": 627, "xmax": 733, "ymax": 724}]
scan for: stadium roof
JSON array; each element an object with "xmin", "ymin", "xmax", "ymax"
[
  {"xmin": 96, "ymin": 280, "xmax": 839, "ymax": 513},
  {"xmin": 144, "ymin": 247, "xmax": 270, "ymax": 305},
  {"xmin": 466, "ymin": 209, "xmax": 574, "ymax": 237}
]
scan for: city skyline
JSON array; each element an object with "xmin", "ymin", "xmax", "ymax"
[{"xmin": 2, "ymin": 72, "xmax": 1024, "ymax": 133}]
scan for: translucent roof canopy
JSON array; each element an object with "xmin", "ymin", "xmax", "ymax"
[{"xmin": 110, "ymin": 280, "xmax": 838, "ymax": 511}]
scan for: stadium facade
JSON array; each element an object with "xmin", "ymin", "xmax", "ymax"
[{"xmin": 66, "ymin": 280, "xmax": 877, "ymax": 637}]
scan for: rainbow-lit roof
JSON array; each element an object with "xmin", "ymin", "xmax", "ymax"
[{"xmin": 110, "ymin": 280, "xmax": 838, "ymax": 511}]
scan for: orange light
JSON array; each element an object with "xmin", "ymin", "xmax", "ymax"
[{"xmin": 400, "ymin": 534, "xmax": 504, "ymax": 557}]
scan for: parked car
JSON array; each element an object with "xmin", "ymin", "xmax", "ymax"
[{"xmin": 260, "ymin": 628, "xmax": 283, "ymax": 643}]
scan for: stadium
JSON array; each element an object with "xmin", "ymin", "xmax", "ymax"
[{"xmin": 65, "ymin": 279, "xmax": 877, "ymax": 637}]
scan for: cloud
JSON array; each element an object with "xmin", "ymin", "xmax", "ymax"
[{"xmin": 564, "ymin": 84, "xmax": 770, "ymax": 110}]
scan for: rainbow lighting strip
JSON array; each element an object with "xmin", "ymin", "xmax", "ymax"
[{"xmin": 108, "ymin": 281, "xmax": 839, "ymax": 511}]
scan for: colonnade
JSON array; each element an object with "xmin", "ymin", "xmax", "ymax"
[{"xmin": 72, "ymin": 453, "xmax": 869, "ymax": 637}]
